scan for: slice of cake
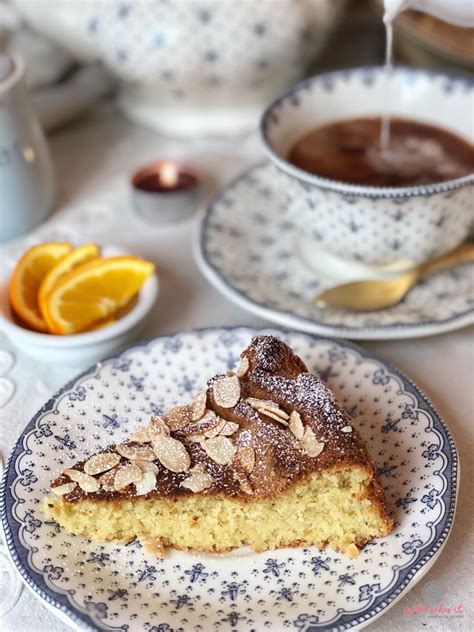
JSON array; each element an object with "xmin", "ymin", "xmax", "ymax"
[{"xmin": 42, "ymin": 336, "xmax": 392, "ymax": 556}]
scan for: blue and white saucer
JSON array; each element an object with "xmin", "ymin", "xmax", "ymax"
[
  {"xmin": 195, "ymin": 162, "xmax": 474, "ymax": 340},
  {"xmin": 1, "ymin": 327, "xmax": 458, "ymax": 631}
]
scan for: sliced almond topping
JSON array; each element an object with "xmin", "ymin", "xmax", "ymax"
[
  {"xmin": 177, "ymin": 409, "xmax": 219, "ymax": 436},
  {"xmin": 239, "ymin": 478, "xmax": 253, "ymax": 495},
  {"xmin": 213, "ymin": 374, "xmax": 241, "ymax": 409},
  {"xmin": 345, "ymin": 543, "xmax": 359, "ymax": 557},
  {"xmin": 233, "ymin": 469, "xmax": 253, "ymax": 494},
  {"xmin": 98, "ymin": 468, "xmax": 118, "ymax": 492},
  {"xmin": 180, "ymin": 471, "xmax": 214, "ymax": 492},
  {"xmin": 143, "ymin": 538, "xmax": 165, "ymax": 558},
  {"xmin": 264, "ymin": 407, "xmax": 289, "ymax": 421},
  {"xmin": 116, "ymin": 443, "xmax": 157, "ymax": 461},
  {"xmin": 164, "ymin": 406, "xmax": 191, "ymax": 431},
  {"xmin": 341, "ymin": 425, "xmax": 353, "ymax": 433},
  {"xmin": 201, "ymin": 435, "xmax": 237, "ymax": 465},
  {"xmin": 200, "ymin": 409, "xmax": 218, "ymax": 423},
  {"xmin": 246, "ymin": 397, "xmax": 275, "ymax": 409},
  {"xmin": 148, "ymin": 415, "xmax": 170, "ymax": 438},
  {"xmin": 258, "ymin": 408, "xmax": 289, "ymax": 426},
  {"xmin": 51, "ymin": 482, "xmax": 77, "ymax": 496},
  {"xmin": 191, "ymin": 391, "xmax": 207, "ymax": 421},
  {"xmin": 190, "ymin": 462, "xmax": 205, "ymax": 474},
  {"xmin": 129, "ymin": 426, "xmax": 152, "ymax": 443},
  {"xmin": 289, "ymin": 411, "xmax": 305, "ymax": 440},
  {"xmin": 135, "ymin": 460, "xmax": 159, "ymax": 475},
  {"xmin": 220, "ymin": 421, "xmax": 240, "ymax": 436},
  {"xmin": 64, "ymin": 468, "xmax": 100, "ymax": 493},
  {"xmin": 152, "ymin": 434, "xmax": 190, "ymax": 473},
  {"xmin": 203, "ymin": 417, "xmax": 227, "ymax": 439},
  {"xmin": 246, "ymin": 398, "xmax": 289, "ymax": 421},
  {"xmin": 235, "ymin": 356, "xmax": 250, "ymax": 378},
  {"xmin": 301, "ymin": 426, "xmax": 325, "ymax": 458},
  {"xmin": 135, "ymin": 470, "xmax": 157, "ymax": 496},
  {"xmin": 187, "ymin": 432, "xmax": 206, "ymax": 443},
  {"xmin": 113, "ymin": 462, "xmax": 143, "ymax": 491},
  {"xmin": 237, "ymin": 447, "xmax": 255, "ymax": 474},
  {"xmin": 83, "ymin": 452, "xmax": 121, "ymax": 476}
]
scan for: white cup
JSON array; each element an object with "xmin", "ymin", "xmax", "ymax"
[{"xmin": 261, "ymin": 66, "xmax": 473, "ymax": 271}]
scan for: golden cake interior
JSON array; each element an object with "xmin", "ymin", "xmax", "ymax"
[
  {"xmin": 42, "ymin": 336, "xmax": 392, "ymax": 556},
  {"xmin": 44, "ymin": 466, "xmax": 388, "ymax": 555}
]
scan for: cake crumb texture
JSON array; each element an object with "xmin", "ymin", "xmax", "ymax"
[{"xmin": 43, "ymin": 465, "xmax": 391, "ymax": 554}]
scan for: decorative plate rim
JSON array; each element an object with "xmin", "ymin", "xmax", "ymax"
[
  {"xmin": 194, "ymin": 161, "xmax": 474, "ymax": 340},
  {"xmin": 0, "ymin": 326, "xmax": 459, "ymax": 631}
]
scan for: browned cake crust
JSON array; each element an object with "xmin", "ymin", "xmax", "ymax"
[{"xmin": 49, "ymin": 336, "xmax": 391, "ymax": 534}]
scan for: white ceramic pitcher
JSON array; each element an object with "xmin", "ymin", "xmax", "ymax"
[
  {"xmin": 384, "ymin": 0, "xmax": 474, "ymax": 25},
  {"xmin": 0, "ymin": 54, "xmax": 54, "ymax": 242}
]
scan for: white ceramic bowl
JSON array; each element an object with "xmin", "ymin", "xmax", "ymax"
[
  {"xmin": 14, "ymin": 0, "xmax": 344, "ymax": 136},
  {"xmin": 0, "ymin": 250, "xmax": 159, "ymax": 365},
  {"xmin": 261, "ymin": 66, "xmax": 474, "ymax": 270}
]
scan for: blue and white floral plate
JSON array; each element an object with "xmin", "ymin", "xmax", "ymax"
[
  {"xmin": 1, "ymin": 327, "xmax": 458, "ymax": 631},
  {"xmin": 195, "ymin": 162, "xmax": 474, "ymax": 339}
]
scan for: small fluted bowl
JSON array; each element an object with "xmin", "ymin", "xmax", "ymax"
[{"xmin": 0, "ymin": 246, "xmax": 159, "ymax": 365}]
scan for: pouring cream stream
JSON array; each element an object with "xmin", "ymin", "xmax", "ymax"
[{"xmin": 380, "ymin": 0, "xmax": 473, "ymax": 151}]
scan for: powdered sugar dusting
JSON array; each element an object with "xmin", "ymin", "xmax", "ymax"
[
  {"xmin": 247, "ymin": 336, "xmax": 365, "ymax": 449},
  {"xmin": 54, "ymin": 335, "xmax": 369, "ymax": 503}
]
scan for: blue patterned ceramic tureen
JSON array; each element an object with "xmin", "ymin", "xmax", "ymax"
[{"xmin": 14, "ymin": 0, "xmax": 344, "ymax": 136}]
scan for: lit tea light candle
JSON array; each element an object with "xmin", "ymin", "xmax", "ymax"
[
  {"xmin": 159, "ymin": 162, "xmax": 179, "ymax": 189},
  {"xmin": 131, "ymin": 160, "xmax": 201, "ymax": 223}
]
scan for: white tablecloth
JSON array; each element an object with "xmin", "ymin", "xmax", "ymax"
[{"xmin": 0, "ymin": 106, "xmax": 472, "ymax": 632}]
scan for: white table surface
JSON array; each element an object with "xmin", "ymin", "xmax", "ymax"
[{"xmin": 0, "ymin": 106, "xmax": 472, "ymax": 632}]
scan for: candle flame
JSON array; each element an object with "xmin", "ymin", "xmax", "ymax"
[{"xmin": 159, "ymin": 162, "xmax": 179, "ymax": 188}]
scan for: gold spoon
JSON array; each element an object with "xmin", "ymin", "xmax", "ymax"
[{"xmin": 314, "ymin": 243, "xmax": 474, "ymax": 312}]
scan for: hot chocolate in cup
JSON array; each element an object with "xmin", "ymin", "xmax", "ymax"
[{"xmin": 260, "ymin": 66, "xmax": 473, "ymax": 272}]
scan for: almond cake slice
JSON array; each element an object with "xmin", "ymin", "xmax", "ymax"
[{"xmin": 42, "ymin": 336, "xmax": 392, "ymax": 556}]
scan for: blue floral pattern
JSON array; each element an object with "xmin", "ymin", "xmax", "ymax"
[
  {"xmin": 1, "ymin": 328, "xmax": 458, "ymax": 631},
  {"xmin": 67, "ymin": 0, "xmax": 341, "ymax": 110},
  {"xmin": 198, "ymin": 162, "xmax": 474, "ymax": 340}
]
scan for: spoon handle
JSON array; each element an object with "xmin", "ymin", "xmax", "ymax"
[{"xmin": 418, "ymin": 243, "xmax": 474, "ymax": 278}]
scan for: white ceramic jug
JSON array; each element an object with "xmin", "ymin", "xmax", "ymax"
[
  {"xmin": 384, "ymin": 0, "xmax": 474, "ymax": 26},
  {"xmin": 0, "ymin": 54, "xmax": 54, "ymax": 242}
]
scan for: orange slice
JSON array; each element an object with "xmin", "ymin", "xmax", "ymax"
[
  {"xmin": 9, "ymin": 242, "xmax": 72, "ymax": 332},
  {"xmin": 44, "ymin": 256, "xmax": 155, "ymax": 335},
  {"xmin": 39, "ymin": 243, "xmax": 100, "ymax": 330}
]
